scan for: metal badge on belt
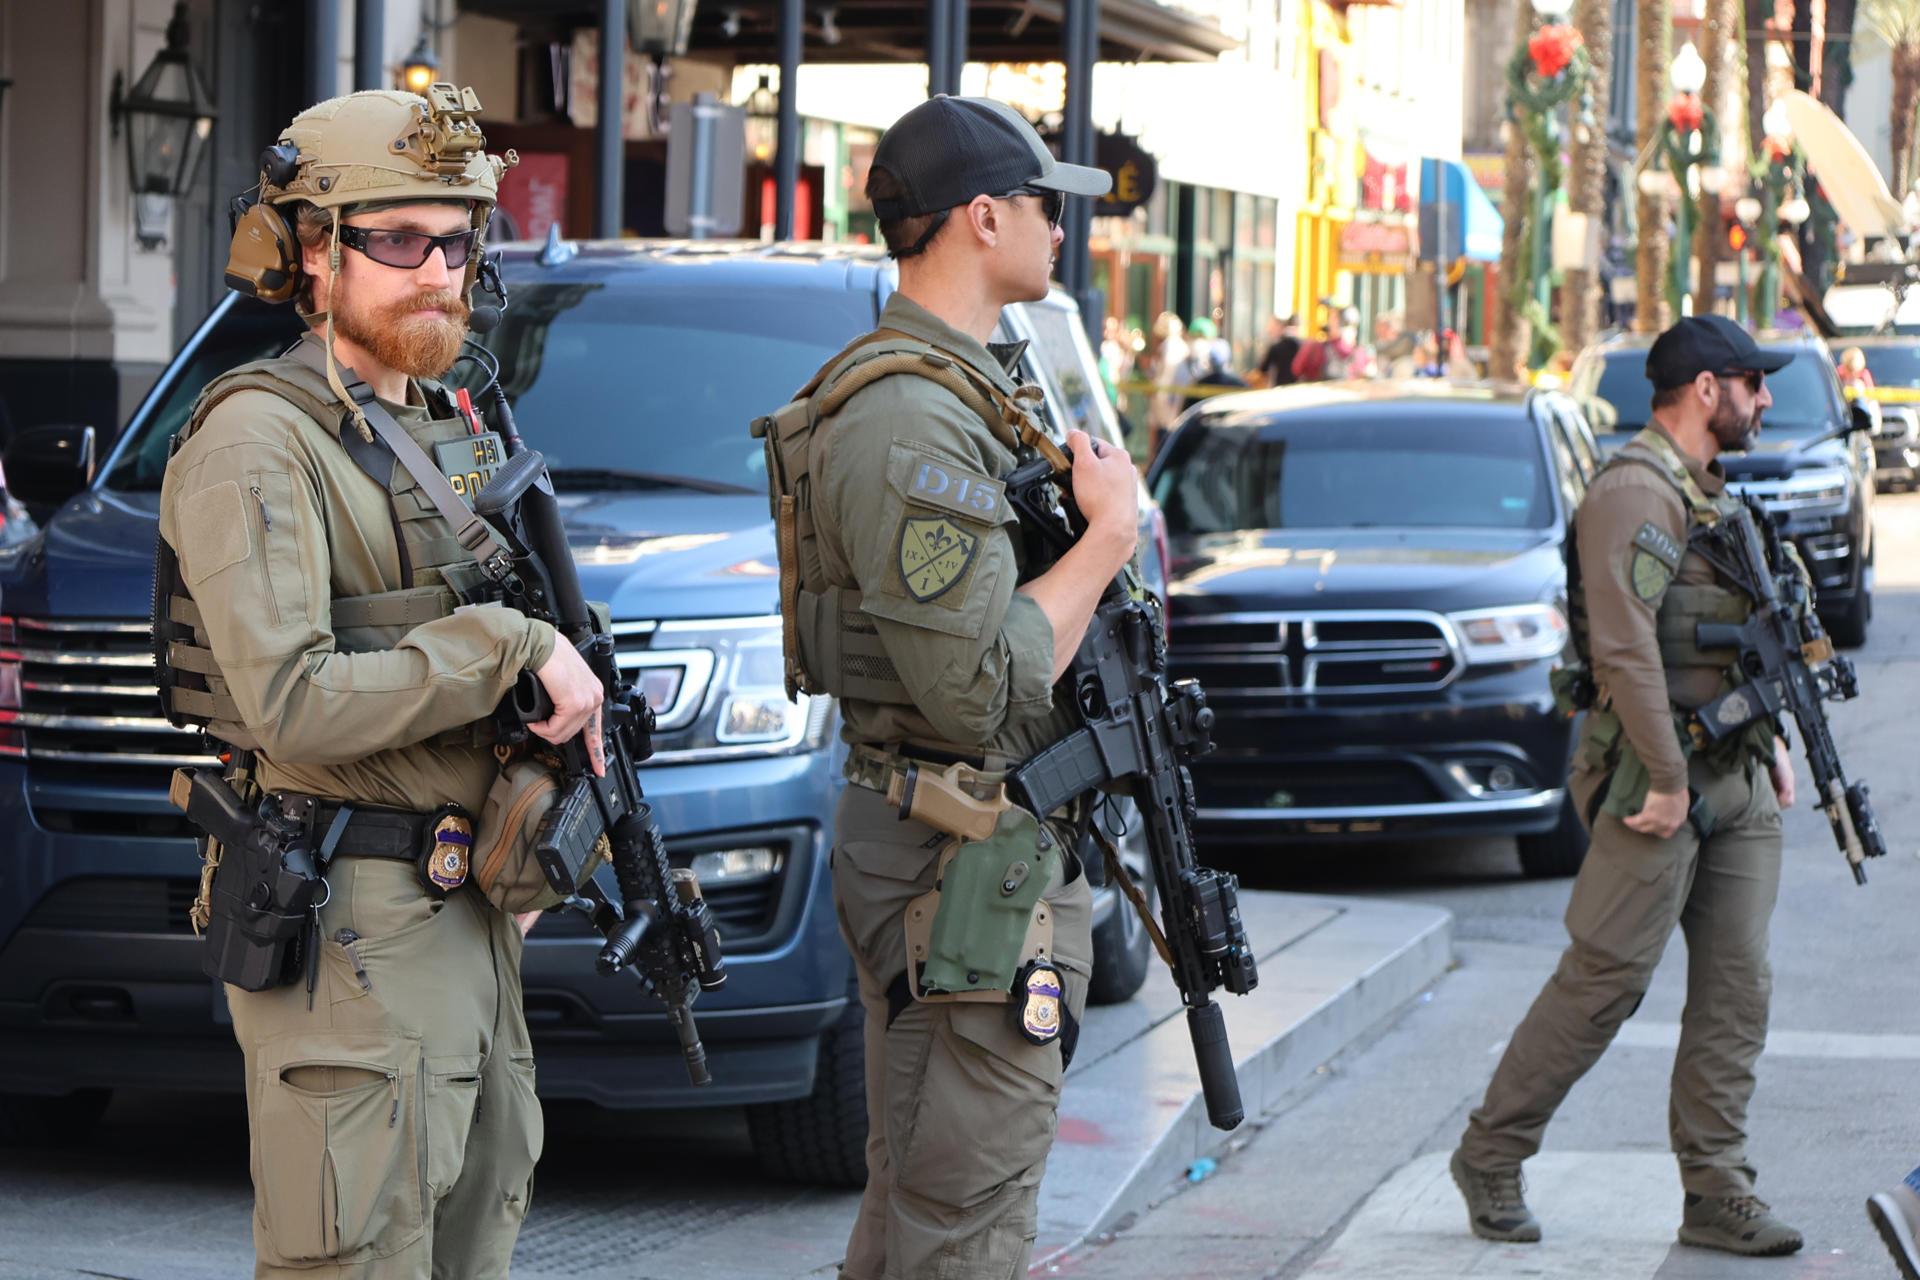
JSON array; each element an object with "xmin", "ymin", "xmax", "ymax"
[
  {"xmin": 434, "ymin": 432, "xmax": 505, "ymax": 500},
  {"xmin": 419, "ymin": 804, "xmax": 475, "ymax": 895},
  {"xmin": 1014, "ymin": 958, "xmax": 1065, "ymax": 1046}
]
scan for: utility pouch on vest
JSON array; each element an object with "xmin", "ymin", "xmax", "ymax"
[
  {"xmin": 905, "ymin": 803, "xmax": 1061, "ymax": 1001},
  {"xmin": 172, "ymin": 768, "xmax": 325, "ymax": 992}
]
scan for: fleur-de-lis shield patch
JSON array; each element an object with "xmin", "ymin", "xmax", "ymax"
[{"xmin": 897, "ymin": 516, "xmax": 980, "ymax": 602}]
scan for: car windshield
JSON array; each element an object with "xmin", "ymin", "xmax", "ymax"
[
  {"xmin": 106, "ymin": 279, "xmax": 878, "ymax": 494},
  {"xmin": 1584, "ymin": 350, "xmax": 1837, "ymax": 437},
  {"xmin": 1855, "ymin": 344, "xmax": 1920, "ymax": 388},
  {"xmin": 1151, "ymin": 410, "xmax": 1553, "ymax": 533}
]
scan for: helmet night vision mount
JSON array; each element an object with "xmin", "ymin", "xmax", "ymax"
[{"xmin": 224, "ymin": 83, "xmax": 517, "ymax": 307}]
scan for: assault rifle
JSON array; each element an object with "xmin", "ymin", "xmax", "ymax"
[
  {"xmin": 1003, "ymin": 449, "xmax": 1258, "ymax": 1131},
  {"xmin": 1691, "ymin": 497, "xmax": 1887, "ymax": 884},
  {"xmin": 465, "ymin": 344, "xmax": 727, "ymax": 1085}
]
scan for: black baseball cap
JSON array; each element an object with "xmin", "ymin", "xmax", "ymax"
[
  {"xmin": 1645, "ymin": 314, "xmax": 1793, "ymax": 390},
  {"xmin": 868, "ymin": 95, "xmax": 1112, "ymax": 221}
]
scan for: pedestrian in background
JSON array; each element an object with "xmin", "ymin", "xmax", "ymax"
[
  {"xmin": 1099, "ymin": 314, "xmax": 1132, "ymax": 404},
  {"xmin": 1176, "ymin": 319, "xmax": 1247, "ymax": 412},
  {"xmin": 1838, "ymin": 346, "xmax": 1875, "ymax": 395},
  {"xmin": 1147, "ymin": 310, "xmax": 1191, "ymax": 453},
  {"xmin": 1450, "ymin": 315, "xmax": 1803, "ymax": 1258},
  {"xmin": 1256, "ymin": 314, "xmax": 1301, "ymax": 388},
  {"xmin": 1293, "ymin": 306, "xmax": 1373, "ymax": 381}
]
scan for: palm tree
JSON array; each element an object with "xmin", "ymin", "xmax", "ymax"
[
  {"xmin": 1636, "ymin": 0, "xmax": 1673, "ymax": 331},
  {"xmin": 1694, "ymin": 0, "xmax": 1737, "ymax": 310},
  {"xmin": 1493, "ymin": 0, "xmax": 1539, "ymax": 379},
  {"xmin": 1560, "ymin": 0, "xmax": 1613, "ymax": 355},
  {"xmin": 1864, "ymin": 0, "xmax": 1920, "ymax": 194}
]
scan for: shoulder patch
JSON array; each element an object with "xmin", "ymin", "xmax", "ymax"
[
  {"xmin": 1630, "ymin": 549, "xmax": 1674, "ymax": 602},
  {"xmin": 1631, "ymin": 520, "xmax": 1684, "ymax": 570},
  {"xmin": 905, "ymin": 456, "xmax": 1004, "ymax": 521},
  {"xmin": 897, "ymin": 515, "xmax": 981, "ymax": 602}
]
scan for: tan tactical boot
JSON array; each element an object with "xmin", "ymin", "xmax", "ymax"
[
  {"xmin": 1678, "ymin": 1193, "xmax": 1804, "ymax": 1256},
  {"xmin": 1450, "ymin": 1149, "xmax": 1541, "ymax": 1242}
]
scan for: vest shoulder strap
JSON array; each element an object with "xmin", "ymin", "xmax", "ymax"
[
  {"xmin": 183, "ymin": 355, "xmax": 348, "ymax": 446},
  {"xmin": 1609, "ymin": 428, "xmax": 1720, "ymax": 524}
]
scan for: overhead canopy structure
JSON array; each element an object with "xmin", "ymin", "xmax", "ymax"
[
  {"xmin": 1779, "ymin": 89, "xmax": 1906, "ymax": 241},
  {"xmin": 1420, "ymin": 158, "xmax": 1504, "ymax": 263},
  {"xmin": 456, "ymin": 0, "xmax": 1238, "ymax": 63}
]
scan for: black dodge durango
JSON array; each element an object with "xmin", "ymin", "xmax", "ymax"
[{"xmin": 1149, "ymin": 383, "xmax": 1598, "ymax": 877}]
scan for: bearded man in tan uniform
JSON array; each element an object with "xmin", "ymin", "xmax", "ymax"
[
  {"xmin": 156, "ymin": 88, "xmax": 604, "ymax": 1278},
  {"xmin": 1451, "ymin": 315, "xmax": 1804, "ymax": 1257}
]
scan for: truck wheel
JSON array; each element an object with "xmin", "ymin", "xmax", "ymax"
[
  {"xmin": 1825, "ymin": 584, "xmax": 1872, "ymax": 649},
  {"xmin": 1086, "ymin": 846, "xmax": 1155, "ymax": 1007},
  {"xmin": 0, "ymin": 1089, "xmax": 111, "ymax": 1146},
  {"xmin": 746, "ymin": 996, "xmax": 868, "ymax": 1188},
  {"xmin": 1517, "ymin": 795, "xmax": 1589, "ymax": 879}
]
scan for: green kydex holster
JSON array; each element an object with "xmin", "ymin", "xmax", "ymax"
[{"xmin": 895, "ymin": 808, "xmax": 1054, "ymax": 1002}]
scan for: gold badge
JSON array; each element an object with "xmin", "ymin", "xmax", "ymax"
[
  {"xmin": 1630, "ymin": 550, "xmax": 1673, "ymax": 602},
  {"xmin": 422, "ymin": 808, "xmax": 473, "ymax": 893},
  {"xmin": 1014, "ymin": 960, "xmax": 1064, "ymax": 1046},
  {"xmin": 897, "ymin": 516, "xmax": 980, "ymax": 603}
]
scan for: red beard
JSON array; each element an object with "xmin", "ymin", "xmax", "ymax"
[{"xmin": 333, "ymin": 286, "xmax": 471, "ymax": 382}]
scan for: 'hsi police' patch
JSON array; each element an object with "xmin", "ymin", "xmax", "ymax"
[{"xmin": 897, "ymin": 516, "xmax": 980, "ymax": 602}]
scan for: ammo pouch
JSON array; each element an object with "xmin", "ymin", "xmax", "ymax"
[
  {"xmin": 905, "ymin": 803, "xmax": 1061, "ymax": 1001},
  {"xmin": 472, "ymin": 749, "xmax": 596, "ymax": 914},
  {"xmin": 1580, "ymin": 689, "xmax": 1774, "ymax": 826}
]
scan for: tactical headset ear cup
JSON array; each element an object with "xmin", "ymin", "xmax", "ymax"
[{"xmin": 224, "ymin": 201, "xmax": 301, "ymax": 303}]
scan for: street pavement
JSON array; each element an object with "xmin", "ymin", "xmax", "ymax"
[
  {"xmin": 1043, "ymin": 488, "xmax": 1920, "ymax": 1279},
  {"xmin": 5, "ymin": 493, "xmax": 1919, "ymax": 1280}
]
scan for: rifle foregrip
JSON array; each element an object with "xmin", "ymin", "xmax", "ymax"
[
  {"xmin": 1010, "ymin": 730, "xmax": 1109, "ymax": 818},
  {"xmin": 1188, "ymin": 1001, "xmax": 1244, "ymax": 1130}
]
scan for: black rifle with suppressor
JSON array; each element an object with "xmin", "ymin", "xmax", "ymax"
[
  {"xmin": 1690, "ymin": 498, "xmax": 1887, "ymax": 884},
  {"xmin": 1001, "ymin": 448, "xmax": 1258, "ymax": 1131},
  {"xmin": 461, "ymin": 324, "xmax": 727, "ymax": 1085}
]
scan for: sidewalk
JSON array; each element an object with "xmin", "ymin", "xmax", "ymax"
[{"xmin": 1032, "ymin": 888, "xmax": 1454, "ymax": 1268}]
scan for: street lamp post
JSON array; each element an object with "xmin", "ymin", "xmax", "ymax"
[{"xmin": 1654, "ymin": 42, "xmax": 1719, "ymax": 318}]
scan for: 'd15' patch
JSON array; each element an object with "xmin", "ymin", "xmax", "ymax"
[{"xmin": 897, "ymin": 516, "xmax": 980, "ymax": 602}]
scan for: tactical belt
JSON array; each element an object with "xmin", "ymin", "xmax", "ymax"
[
  {"xmin": 845, "ymin": 742, "xmax": 1007, "ymax": 802},
  {"xmin": 308, "ymin": 802, "xmax": 433, "ymax": 863}
]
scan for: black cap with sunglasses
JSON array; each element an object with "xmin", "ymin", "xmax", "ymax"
[
  {"xmin": 868, "ymin": 95, "xmax": 1110, "ymax": 252},
  {"xmin": 1645, "ymin": 314, "xmax": 1793, "ymax": 391}
]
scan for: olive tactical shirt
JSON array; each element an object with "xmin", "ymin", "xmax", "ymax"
[
  {"xmin": 819, "ymin": 293, "xmax": 1076, "ymax": 760},
  {"xmin": 1578, "ymin": 421, "xmax": 1730, "ymax": 794},
  {"xmin": 157, "ymin": 378, "xmax": 556, "ymax": 816}
]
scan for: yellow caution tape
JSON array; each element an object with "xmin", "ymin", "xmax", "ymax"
[{"xmin": 1843, "ymin": 385, "xmax": 1920, "ymax": 404}]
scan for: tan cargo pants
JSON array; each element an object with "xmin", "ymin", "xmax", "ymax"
[
  {"xmin": 832, "ymin": 782, "xmax": 1093, "ymax": 1280},
  {"xmin": 227, "ymin": 856, "xmax": 542, "ymax": 1279},
  {"xmin": 1459, "ymin": 752, "xmax": 1782, "ymax": 1198}
]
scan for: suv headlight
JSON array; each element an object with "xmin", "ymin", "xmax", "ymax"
[
  {"xmin": 623, "ymin": 616, "xmax": 835, "ymax": 765},
  {"xmin": 1446, "ymin": 604, "xmax": 1569, "ymax": 665}
]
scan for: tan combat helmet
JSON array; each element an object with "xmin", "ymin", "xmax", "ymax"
[{"xmin": 223, "ymin": 83, "xmax": 517, "ymax": 428}]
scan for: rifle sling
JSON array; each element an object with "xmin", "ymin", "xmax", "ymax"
[{"xmin": 287, "ymin": 338, "xmax": 518, "ymax": 588}]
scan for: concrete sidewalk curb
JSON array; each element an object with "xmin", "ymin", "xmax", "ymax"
[{"xmin": 1031, "ymin": 896, "xmax": 1455, "ymax": 1272}]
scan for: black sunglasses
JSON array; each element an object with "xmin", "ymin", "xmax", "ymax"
[
  {"xmin": 995, "ymin": 185, "xmax": 1066, "ymax": 230},
  {"xmin": 1717, "ymin": 369, "xmax": 1763, "ymax": 393},
  {"xmin": 337, "ymin": 223, "xmax": 478, "ymax": 270}
]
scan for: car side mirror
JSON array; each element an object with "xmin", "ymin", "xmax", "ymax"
[
  {"xmin": 1849, "ymin": 398, "xmax": 1879, "ymax": 435},
  {"xmin": 4, "ymin": 424, "xmax": 96, "ymax": 512}
]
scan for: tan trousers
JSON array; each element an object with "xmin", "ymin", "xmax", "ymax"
[
  {"xmin": 832, "ymin": 783, "xmax": 1093, "ymax": 1280},
  {"xmin": 228, "ymin": 857, "xmax": 542, "ymax": 1279},
  {"xmin": 1460, "ymin": 753, "xmax": 1782, "ymax": 1198}
]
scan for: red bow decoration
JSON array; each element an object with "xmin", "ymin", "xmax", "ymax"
[
  {"xmin": 1764, "ymin": 135, "xmax": 1793, "ymax": 162},
  {"xmin": 1667, "ymin": 93, "xmax": 1705, "ymax": 133},
  {"xmin": 1528, "ymin": 24, "xmax": 1584, "ymax": 79}
]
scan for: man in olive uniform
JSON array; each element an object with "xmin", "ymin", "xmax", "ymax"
[
  {"xmin": 759, "ymin": 97, "xmax": 1139, "ymax": 1278},
  {"xmin": 157, "ymin": 89, "xmax": 603, "ymax": 1278},
  {"xmin": 1450, "ymin": 315, "xmax": 1803, "ymax": 1256}
]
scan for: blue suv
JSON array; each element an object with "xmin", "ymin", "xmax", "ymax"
[{"xmin": 0, "ymin": 240, "xmax": 1156, "ymax": 1182}]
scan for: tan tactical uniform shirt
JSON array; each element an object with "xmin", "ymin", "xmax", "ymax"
[
  {"xmin": 817, "ymin": 293, "xmax": 1073, "ymax": 759},
  {"xmin": 1578, "ymin": 421, "xmax": 1728, "ymax": 794},
  {"xmin": 157, "ymin": 380, "xmax": 556, "ymax": 815}
]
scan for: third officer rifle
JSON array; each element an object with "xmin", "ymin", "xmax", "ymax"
[
  {"xmin": 1002, "ymin": 446, "xmax": 1258, "ymax": 1130},
  {"xmin": 1691, "ymin": 496, "xmax": 1887, "ymax": 884},
  {"xmin": 462, "ymin": 322, "xmax": 727, "ymax": 1084}
]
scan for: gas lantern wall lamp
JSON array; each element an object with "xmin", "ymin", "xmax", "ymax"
[{"xmin": 110, "ymin": 2, "xmax": 216, "ymax": 210}]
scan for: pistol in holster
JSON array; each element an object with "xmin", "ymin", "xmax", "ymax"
[
  {"xmin": 888, "ymin": 761, "xmax": 1061, "ymax": 1008},
  {"xmin": 171, "ymin": 768, "xmax": 327, "ymax": 992}
]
